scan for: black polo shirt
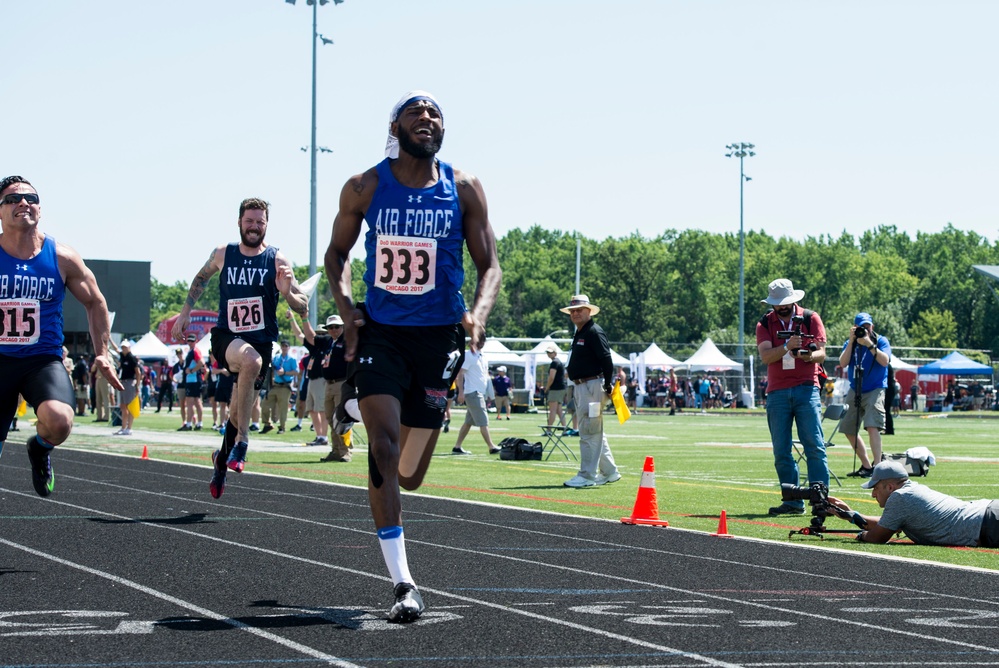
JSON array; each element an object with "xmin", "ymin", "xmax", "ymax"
[
  {"xmin": 321, "ymin": 334, "xmax": 348, "ymax": 381},
  {"xmin": 566, "ymin": 320, "xmax": 613, "ymax": 389}
]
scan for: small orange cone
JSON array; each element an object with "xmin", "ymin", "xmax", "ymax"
[
  {"xmin": 711, "ymin": 509, "xmax": 733, "ymax": 537},
  {"xmin": 620, "ymin": 456, "xmax": 669, "ymax": 526},
  {"xmin": 141, "ymin": 445, "xmax": 149, "ymax": 460}
]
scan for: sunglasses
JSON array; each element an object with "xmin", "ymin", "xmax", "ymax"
[{"xmin": 1, "ymin": 193, "xmax": 40, "ymax": 205}]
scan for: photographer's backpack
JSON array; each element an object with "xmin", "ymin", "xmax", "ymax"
[{"xmin": 498, "ymin": 437, "xmax": 543, "ymax": 461}]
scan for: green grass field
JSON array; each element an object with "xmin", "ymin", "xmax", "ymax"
[{"xmin": 55, "ymin": 405, "xmax": 999, "ymax": 571}]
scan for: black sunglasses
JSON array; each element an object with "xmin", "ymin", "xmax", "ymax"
[{"xmin": 2, "ymin": 193, "xmax": 40, "ymax": 205}]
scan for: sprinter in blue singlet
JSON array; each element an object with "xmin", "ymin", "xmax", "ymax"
[
  {"xmin": 0, "ymin": 175, "xmax": 123, "ymax": 496},
  {"xmin": 325, "ymin": 91, "xmax": 502, "ymax": 623},
  {"xmin": 172, "ymin": 198, "xmax": 309, "ymax": 500}
]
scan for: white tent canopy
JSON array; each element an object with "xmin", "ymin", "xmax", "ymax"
[
  {"xmin": 130, "ymin": 332, "xmax": 174, "ymax": 360},
  {"xmin": 682, "ymin": 338, "xmax": 743, "ymax": 372},
  {"xmin": 890, "ymin": 355, "xmax": 918, "ymax": 372},
  {"xmin": 480, "ymin": 338, "xmax": 526, "ymax": 367},
  {"xmin": 610, "ymin": 348, "xmax": 630, "ymax": 367},
  {"xmin": 641, "ymin": 342, "xmax": 683, "ymax": 369}
]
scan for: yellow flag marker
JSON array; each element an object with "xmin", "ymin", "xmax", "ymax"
[{"xmin": 611, "ymin": 380, "xmax": 631, "ymax": 424}]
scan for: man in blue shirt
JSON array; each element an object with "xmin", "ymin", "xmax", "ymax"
[
  {"xmin": 837, "ymin": 312, "xmax": 891, "ymax": 477},
  {"xmin": 261, "ymin": 340, "xmax": 298, "ymax": 434}
]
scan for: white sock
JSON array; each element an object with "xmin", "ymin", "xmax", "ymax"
[{"xmin": 376, "ymin": 526, "xmax": 413, "ymax": 585}]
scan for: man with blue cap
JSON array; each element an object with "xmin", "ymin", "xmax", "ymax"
[{"xmin": 837, "ymin": 312, "xmax": 891, "ymax": 477}]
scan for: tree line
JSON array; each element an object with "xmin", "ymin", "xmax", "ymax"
[{"xmin": 149, "ymin": 223, "xmax": 999, "ymax": 362}]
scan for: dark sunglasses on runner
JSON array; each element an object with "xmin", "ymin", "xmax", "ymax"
[{"xmin": 1, "ymin": 193, "xmax": 40, "ymax": 205}]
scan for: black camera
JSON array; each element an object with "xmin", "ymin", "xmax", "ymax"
[
  {"xmin": 853, "ymin": 326, "xmax": 868, "ymax": 339},
  {"xmin": 781, "ymin": 482, "xmax": 828, "ymax": 505}
]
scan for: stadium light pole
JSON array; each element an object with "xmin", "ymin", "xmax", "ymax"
[
  {"xmin": 285, "ymin": 0, "xmax": 343, "ymax": 327},
  {"xmin": 725, "ymin": 142, "xmax": 755, "ymax": 391}
]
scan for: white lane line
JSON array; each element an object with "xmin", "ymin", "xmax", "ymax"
[
  {"xmin": 0, "ymin": 536, "xmax": 362, "ymax": 668},
  {"xmin": 4, "ymin": 488, "xmax": 742, "ymax": 668}
]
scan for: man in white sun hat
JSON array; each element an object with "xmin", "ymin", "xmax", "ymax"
[
  {"xmin": 561, "ymin": 294, "xmax": 621, "ymax": 489},
  {"xmin": 756, "ymin": 278, "xmax": 830, "ymax": 516}
]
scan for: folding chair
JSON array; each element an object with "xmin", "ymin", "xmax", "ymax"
[
  {"xmin": 539, "ymin": 425, "xmax": 577, "ymax": 461},
  {"xmin": 793, "ymin": 403, "xmax": 845, "ymax": 487}
]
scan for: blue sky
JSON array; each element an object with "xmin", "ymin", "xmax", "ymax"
[{"xmin": 5, "ymin": 1, "xmax": 997, "ymax": 285}]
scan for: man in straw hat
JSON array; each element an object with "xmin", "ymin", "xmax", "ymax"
[
  {"xmin": 0, "ymin": 175, "xmax": 123, "ymax": 496},
  {"xmin": 325, "ymin": 90, "xmax": 501, "ymax": 622},
  {"xmin": 755, "ymin": 278, "xmax": 830, "ymax": 515},
  {"xmin": 560, "ymin": 295, "xmax": 621, "ymax": 489}
]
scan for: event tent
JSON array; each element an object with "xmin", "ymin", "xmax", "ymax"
[
  {"xmin": 640, "ymin": 342, "xmax": 683, "ymax": 368},
  {"xmin": 889, "ymin": 355, "xmax": 918, "ymax": 372},
  {"xmin": 682, "ymin": 338, "xmax": 742, "ymax": 372},
  {"xmin": 917, "ymin": 351, "xmax": 993, "ymax": 376},
  {"xmin": 480, "ymin": 338, "xmax": 526, "ymax": 367},
  {"xmin": 129, "ymin": 331, "xmax": 174, "ymax": 360}
]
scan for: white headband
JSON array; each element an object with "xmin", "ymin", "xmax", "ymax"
[{"xmin": 384, "ymin": 90, "xmax": 443, "ymax": 159}]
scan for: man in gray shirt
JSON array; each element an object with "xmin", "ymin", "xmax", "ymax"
[{"xmin": 827, "ymin": 460, "xmax": 999, "ymax": 546}]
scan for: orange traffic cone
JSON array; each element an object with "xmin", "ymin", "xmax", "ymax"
[
  {"xmin": 711, "ymin": 509, "xmax": 733, "ymax": 537},
  {"xmin": 620, "ymin": 456, "xmax": 669, "ymax": 526},
  {"xmin": 141, "ymin": 445, "xmax": 149, "ymax": 460}
]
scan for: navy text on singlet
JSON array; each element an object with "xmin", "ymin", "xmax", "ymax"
[{"xmin": 216, "ymin": 243, "xmax": 279, "ymax": 345}]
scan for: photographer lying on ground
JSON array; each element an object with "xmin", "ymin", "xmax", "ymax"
[{"xmin": 826, "ymin": 460, "xmax": 999, "ymax": 546}]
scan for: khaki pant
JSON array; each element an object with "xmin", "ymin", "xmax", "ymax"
[
  {"xmin": 262, "ymin": 384, "xmax": 293, "ymax": 429},
  {"xmin": 95, "ymin": 376, "xmax": 112, "ymax": 421},
  {"xmin": 323, "ymin": 379, "xmax": 351, "ymax": 461}
]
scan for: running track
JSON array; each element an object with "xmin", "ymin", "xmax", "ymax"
[{"xmin": 2, "ymin": 448, "xmax": 998, "ymax": 667}]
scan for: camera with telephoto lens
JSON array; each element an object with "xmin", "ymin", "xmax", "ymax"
[
  {"xmin": 854, "ymin": 326, "xmax": 869, "ymax": 339},
  {"xmin": 781, "ymin": 481, "xmax": 828, "ymax": 505},
  {"xmin": 782, "ymin": 482, "xmax": 841, "ymax": 527}
]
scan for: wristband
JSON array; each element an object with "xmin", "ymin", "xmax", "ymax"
[
  {"xmin": 856, "ymin": 531, "xmax": 866, "ymax": 542},
  {"xmin": 851, "ymin": 511, "xmax": 866, "ymax": 528},
  {"xmin": 783, "ymin": 342, "xmax": 789, "ymax": 352}
]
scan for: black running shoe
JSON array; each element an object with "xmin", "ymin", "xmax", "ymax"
[
  {"xmin": 209, "ymin": 449, "xmax": 226, "ymax": 499},
  {"xmin": 387, "ymin": 582, "xmax": 425, "ymax": 623},
  {"xmin": 227, "ymin": 441, "xmax": 248, "ymax": 473},
  {"xmin": 26, "ymin": 437, "xmax": 55, "ymax": 497},
  {"xmin": 847, "ymin": 466, "xmax": 874, "ymax": 478}
]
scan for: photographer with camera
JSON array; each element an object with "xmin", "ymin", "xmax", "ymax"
[
  {"xmin": 825, "ymin": 460, "xmax": 999, "ymax": 546},
  {"xmin": 837, "ymin": 312, "xmax": 890, "ymax": 478},
  {"xmin": 756, "ymin": 278, "xmax": 830, "ymax": 516}
]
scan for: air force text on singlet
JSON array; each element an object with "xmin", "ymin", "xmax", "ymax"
[{"xmin": 371, "ymin": 204, "xmax": 454, "ymax": 238}]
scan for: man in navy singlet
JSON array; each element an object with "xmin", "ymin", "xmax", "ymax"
[
  {"xmin": 172, "ymin": 198, "xmax": 309, "ymax": 500},
  {"xmin": 0, "ymin": 175, "xmax": 123, "ymax": 496},
  {"xmin": 325, "ymin": 91, "xmax": 501, "ymax": 623}
]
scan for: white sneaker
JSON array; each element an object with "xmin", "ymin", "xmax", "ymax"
[
  {"xmin": 112, "ymin": 429, "xmax": 124, "ymax": 436},
  {"xmin": 122, "ymin": 428, "xmax": 132, "ymax": 436},
  {"xmin": 595, "ymin": 471, "xmax": 622, "ymax": 485},
  {"xmin": 564, "ymin": 475, "xmax": 597, "ymax": 488}
]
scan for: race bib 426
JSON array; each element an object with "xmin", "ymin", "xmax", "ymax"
[{"xmin": 227, "ymin": 297, "xmax": 265, "ymax": 333}]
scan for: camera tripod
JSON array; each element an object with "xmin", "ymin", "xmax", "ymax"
[{"xmin": 788, "ymin": 508, "xmax": 863, "ymax": 540}]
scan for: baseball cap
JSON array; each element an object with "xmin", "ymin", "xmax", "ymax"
[
  {"xmin": 185, "ymin": 333, "xmax": 197, "ymax": 343},
  {"xmin": 860, "ymin": 460, "xmax": 909, "ymax": 489},
  {"xmin": 497, "ymin": 366, "xmax": 507, "ymax": 373},
  {"xmin": 854, "ymin": 312, "xmax": 873, "ymax": 327}
]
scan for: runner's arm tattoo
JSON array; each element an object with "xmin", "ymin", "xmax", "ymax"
[{"xmin": 185, "ymin": 250, "xmax": 220, "ymax": 309}]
